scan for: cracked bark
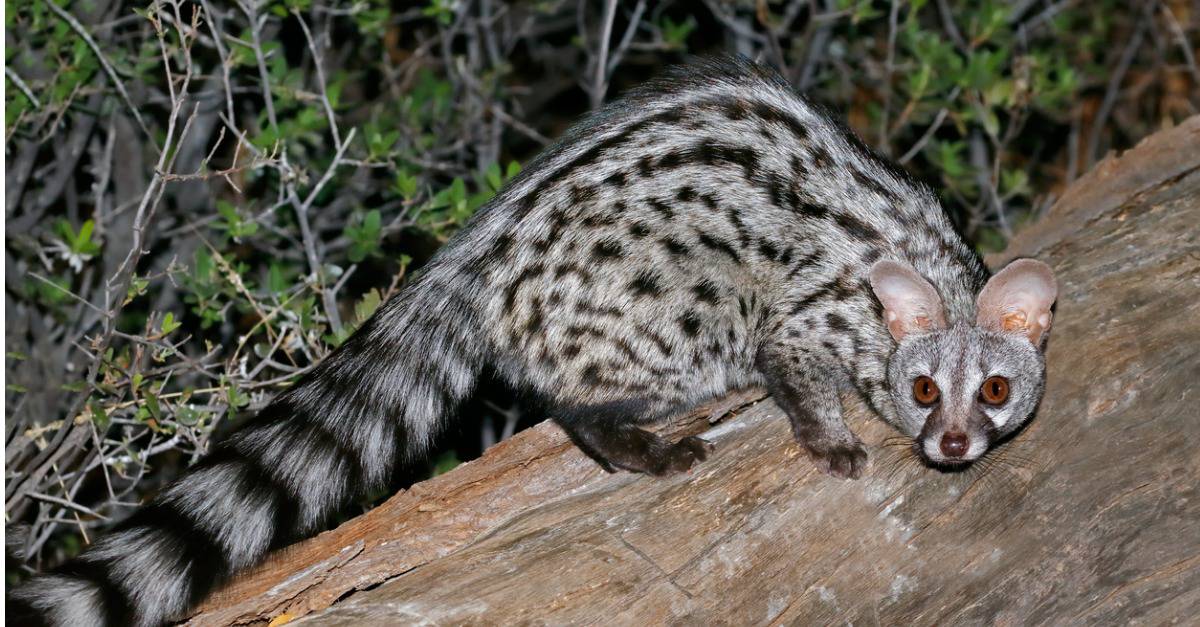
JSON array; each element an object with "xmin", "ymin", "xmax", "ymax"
[{"xmin": 188, "ymin": 116, "xmax": 1200, "ymax": 626}]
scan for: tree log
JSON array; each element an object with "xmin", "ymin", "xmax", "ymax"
[{"xmin": 189, "ymin": 116, "xmax": 1200, "ymax": 626}]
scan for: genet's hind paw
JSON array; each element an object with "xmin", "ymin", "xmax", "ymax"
[
  {"xmin": 806, "ymin": 441, "xmax": 868, "ymax": 479},
  {"xmin": 655, "ymin": 436, "xmax": 715, "ymax": 476}
]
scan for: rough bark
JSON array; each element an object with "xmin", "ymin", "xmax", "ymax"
[{"xmin": 189, "ymin": 116, "xmax": 1200, "ymax": 626}]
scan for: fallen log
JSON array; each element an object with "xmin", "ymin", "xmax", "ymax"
[{"xmin": 190, "ymin": 115, "xmax": 1200, "ymax": 626}]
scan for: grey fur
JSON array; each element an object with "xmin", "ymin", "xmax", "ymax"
[{"xmin": 8, "ymin": 57, "xmax": 1056, "ymax": 626}]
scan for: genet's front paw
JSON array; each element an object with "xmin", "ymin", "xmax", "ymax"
[
  {"xmin": 805, "ymin": 440, "xmax": 868, "ymax": 479},
  {"xmin": 655, "ymin": 436, "xmax": 714, "ymax": 476}
]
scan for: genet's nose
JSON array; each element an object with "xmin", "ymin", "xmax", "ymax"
[{"xmin": 939, "ymin": 431, "xmax": 969, "ymax": 458}]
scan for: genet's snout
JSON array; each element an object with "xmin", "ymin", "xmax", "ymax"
[{"xmin": 939, "ymin": 431, "xmax": 969, "ymax": 458}]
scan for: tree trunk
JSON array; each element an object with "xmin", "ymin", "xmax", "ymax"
[{"xmin": 188, "ymin": 116, "xmax": 1200, "ymax": 626}]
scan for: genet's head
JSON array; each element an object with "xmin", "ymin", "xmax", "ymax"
[{"xmin": 869, "ymin": 259, "xmax": 1057, "ymax": 468}]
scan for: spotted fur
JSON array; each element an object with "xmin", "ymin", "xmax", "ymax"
[{"xmin": 10, "ymin": 57, "xmax": 1058, "ymax": 626}]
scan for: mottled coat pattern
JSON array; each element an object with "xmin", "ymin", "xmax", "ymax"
[{"xmin": 9, "ymin": 57, "xmax": 1057, "ymax": 626}]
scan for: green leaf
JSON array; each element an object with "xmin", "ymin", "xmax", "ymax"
[
  {"xmin": 345, "ymin": 209, "xmax": 384, "ymax": 263},
  {"xmin": 89, "ymin": 401, "xmax": 110, "ymax": 431},
  {"xmin": 160, "ymin": 312, "xmax": 181, "ymax": 335},
  {"xmin": 143, "ymin": 391, "xmax": 162, "ymax": 419},
  {"xmin": 267, "ymin": 263, "xmax": 290, "ymax": 295}
]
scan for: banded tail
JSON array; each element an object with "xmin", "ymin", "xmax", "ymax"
[{"xmin": 8, "ymin": 274, "xmax": 486, "ymax": 626}]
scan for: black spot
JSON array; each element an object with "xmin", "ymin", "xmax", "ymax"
[
  {"xmin": 723, "ymin": 96, "xmax": 750, "ymax": 120},
  {"xmin": 575, "ymin": 299, "xmax": 624, "ymax": 317},
  {"xmin": 566, "ymin": 323, "xmax": 607, "ymax": 340},
  {"xmin": 790, "ymin": 281, "xmax": 835, "ymax": 314},
  {"xmin": 696, "ymin": 231, "xmax": 742, "ymax": 263},
  {"xmin": 676, "ymin": 185, "xmax": 697, "ymax": 202},
  {"xmin": 658, "ymin": 150, "xmax": 685, "ymax": 169},
  {"xmin": 660, "ymin": 236, "xmax": 691, "ymax": 256},
  {"xmin": 679, "ymin": 311, "xmax": 702, "ymax": 336},
  {"xmin": 648, "ymin": 198, "xmax": 674, "ymax": 220},
  {"xmin": 469, "ymin": 230, "xmax": 515, "ymax": 273},
  {"xmin": 635, "ymin": 323, "xmax": 674, "ymax": 356},
  {"xmin": 570, "ymin": 184, "xmax": 598, "ymax": 205},
  {"xmin": 526, "ymin": 308, "xmax": 544, "ymax": 334},
  {"xmin": 654, "ymin": 139, "xmax": 761, "ymax": 179},
  {"xmin": 503, "ymin": 263, "xmax": 545, "ymax": 311},
  {"xmin": 533, "ymin": 209, "xmax": 571, "ymax": 252},
  {"xmin": 790, "ymin": 154, "xmax": 810, "ymax": 180},
  {"xmin": 706, "ymin": 141, "xmax": 761, "ymax": 176},
  {"xmin": 563, "ymin": 343, "xmax": 581, "ymax": 358},
  {"xmin": 629, "ymin": 222, "xmax": 651, "ymax": 238},
  {"xmin": 488, "ymin": 232, "xmax": 514, "ymax": 259},
  {"xmin": 758, "ymin": 240, "xmax": 780, "ymax": 262},
  {"xmin": 592, "ymin": 239, "xmax": 625, "ymax": 260},
  {"xmin": 638, "ymin": 154, "xmax": 656, "ymax": 177},
  {"xmin": 852, "ymin": 167, "xmax": 901, "ymax": 204},
  {"xmin": 811, "ymin": 144, "xmax": 833, "ymax": 169},
  {"xmin": 692, "ymin": 280, "xmax": 721, "ymax": 305},
  {"xmin": 796, "ymin": 201, "xmax": 829, "ymax": 219},
  {"xmin": 604, "ymin": 170, "xmax": 627, "ymax": 187},
  {"xmin": 629, "ymin": 270, "xmax": 664, "ymax": 298},
  {"xmin": 826, "ymin": 312, "xmax": 851, "ymax": 332},
  {"xmin": 700, "ymin": 193, "xmax": 719, "ymax": 210},
  {"xmin": 581, "ymin": 212, "xmax": 617, "ymax": 228},
  {"xmin": 554, "ymin": 263, "xmax": 593, "ymax": 283},
  {"xmin": 833, "ymin": 213, "xmax": 883, "ymax": 243},
  {"xmin": 786, "ymin": 250, "xmax": 824, "ymax": 281},
  {"xmin": 581, "ymin": 364, "xmax": 605, "ymax": 387},
  {"xmin": 861, "ymin": 248, "xmax": 883, "ymax": 265},
  {"xmin": 751, "ymin": 101, "xmax": 809, "ymax": 143},
  {"xmin": 725, "ymin": 208, "xmax": 751, "ymax": 247}
]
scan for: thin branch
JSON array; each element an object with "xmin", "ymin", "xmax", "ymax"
[
  {"xmin": 5, "ymin": 66, "xmax": 41, "ymax": 109},
  {"xmin": 590, "ymin": 0, "xmax": 619, "ymax": 109}
]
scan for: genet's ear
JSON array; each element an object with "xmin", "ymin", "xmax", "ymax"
[
  {"xmin": 868, "ymin": 260, "xmax": 948, "ymax": 342},
  {"xmin": 976, "ymin": 259, "xmax": 1057, "ymax": 346}
]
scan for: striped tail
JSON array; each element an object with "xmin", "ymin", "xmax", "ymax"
[{"xmin": 7, "ymin": 276, "xmax": 486, "ymax": 626}]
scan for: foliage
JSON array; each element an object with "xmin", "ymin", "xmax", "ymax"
[{"xmin": 4, "ymin": 0, "xmax": 1196, "ymax": 575}]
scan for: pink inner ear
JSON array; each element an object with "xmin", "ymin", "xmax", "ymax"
[
  {"xmin": 977, "ymin": 259, "xmax": 1057, "ymax": 344},
  {"xmin": 869, "ymin": 260, "xmax": 946, "ymax": 342}
]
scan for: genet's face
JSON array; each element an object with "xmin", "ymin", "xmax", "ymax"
[{"xmin": 886, "ymin": 325, "xmax": 1046, "ymax": 467}]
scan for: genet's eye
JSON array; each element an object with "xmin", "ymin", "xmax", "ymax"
[
  {"xmin": 979, "ymin": 376, "xmax": 1009, "ymax": 405},
  {"xmin": 912, "ymin": 375, "xmax": 939, "ymax": 406}
]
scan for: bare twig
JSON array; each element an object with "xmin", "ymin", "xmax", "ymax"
[{"xmin": 5, "ymin": 66, "xmax": 42, "ymax": 109}]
